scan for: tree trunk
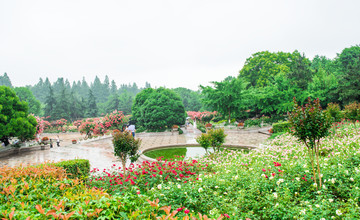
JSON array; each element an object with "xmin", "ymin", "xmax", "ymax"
[
  {"xmin": 228, "ymin": 108, "xmax": 231, "ymax": 123},
  {"xmin": 315, "ymin": 141, "xmax": 322, "ymax": 188},
  {"xmin": 310, "ymin": 147, "xmax": 318, "ymax": 190}
]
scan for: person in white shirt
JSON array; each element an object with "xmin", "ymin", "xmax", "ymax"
[{"xmin": 127, "ymin": 124, "xmax": 136, "ymax": 137}]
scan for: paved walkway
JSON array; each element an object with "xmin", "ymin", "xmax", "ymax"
[{"xmin": 0, "ymin": 125, "xmax": 270, "ymax": 170}]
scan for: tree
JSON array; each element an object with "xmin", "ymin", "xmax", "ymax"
[
  {"xmin": 288, "ymin": 53, "xmax": 313, "ymax": 90},
  {"xmin": 0, "ymin": 72, "xmax": 13, "ymax": 88},
  {"xmin": 44, "ymin": 86, "xmax": 56, "ymax": 119},
  {"xmin": 173, "ymin": 87, "xmax": 203, "ymax": 111},
  {"xmin": 113, "ymin": 131, "xmax": 141, "ymax": 174},
  {"xmin": 337, "ymin": 45, "xmax": 360, "ymax": 105},
  {"xmin": 85, "ymin": 89, "xmax": 98, "ymax": 117},
  {"xmin": 52, "ymin": 88, "xmax": 70, "ymax": 120},
  {"xmin": 239, "ymin": 51, "xmax": 301, "ymax": 87},
  {"xmin": 118, "ymin": 92, "xmax": 133, "ymax": 115},
  {"xmin": 288, "ymin": 97, "xmax": 332, "ymax": 189},
  {"xmin": 14, "ymin": 87, "xmax": 42, "ymax": 115},
  {"xmin": 132, "ymin": 88, "xmax": 186, "ymax": 131},
  {"xmin": 201, "ymin": 77, "xmax": 249, "ymax": 122},
  {"xmin": 0, "ymin": 86, "xmax": 37, "ymax": 145}
]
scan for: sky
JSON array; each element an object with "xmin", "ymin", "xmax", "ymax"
[{"xmin": 1, "ymin": 0, "xmax": 359, "ymax": 90}]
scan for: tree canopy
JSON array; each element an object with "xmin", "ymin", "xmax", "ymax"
[{"xmin": 0, "ymin": 86, "xmax": 37, "ymax": 145}]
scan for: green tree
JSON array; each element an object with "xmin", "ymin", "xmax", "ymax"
[
  {"xmin": 14, "ymin": 87, "xmax": 42, "ymax": 115},
  {"xmin": 113, "ymin": 131, "xmax": 141, "ymax": 174},
  {"xmin": 118, "ymin": 92, "xmax": 133, "ymax": 115},
  {"xmin": 85, "ymin": 89, "xmax": 98, "ymax": 117},
  {"xmin": 239, "ymin": 51, "xmax": 301, "ymax": 87},
  {"xmin": 288, "ymin": 53, "xmax": 313, "ymax": 90},
  {"xmin": 0, "ymin": 72, "xmax": 13, "ymax": 88},
  {"xmin": 0, "ymin": 86, "xmax": 37, "ymax": 146},
  {"xmin": 44, "ymin": 86, "xmax": 56, "ymax": 119},
  {"xmin": 173, "ymin": 87, "xmax": 203, "ymax": 111},
  {"xmin": 337, "ymin": 45, "xmax": 360, "ymax": 104},
  {"xmin": 201, "ymin": 77, "xmax": 249, "ymax": 122},
  {"xmin": 132, "ymin": 88, "xmax": 185, "ymax": 131}
]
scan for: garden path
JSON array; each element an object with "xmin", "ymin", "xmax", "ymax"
[{"xmin": 0, "ymin": 126, "xmax": 270, "ymax": 170}]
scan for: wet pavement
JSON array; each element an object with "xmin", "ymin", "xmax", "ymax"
[{"xmin": 0, "ymin": 125, "xmax": 270, "ymax": 170}]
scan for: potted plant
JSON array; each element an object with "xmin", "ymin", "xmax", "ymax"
[
  {"xmin": 41, "ymin": 137, "xmax": 49, "ymax": 150},
  {"xmin": 72, "ymin": 139, "xmax": 77, "ymax": 144}
]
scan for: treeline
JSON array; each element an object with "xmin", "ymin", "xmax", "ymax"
[
  {"xmin": 0, "ymin": 74, "xmax": 204, "ymax": 121},
  {"xmin": 201, "ymin": 45, "xmax": 360, "ymax": 121}
]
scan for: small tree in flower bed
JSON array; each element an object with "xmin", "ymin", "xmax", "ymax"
[
  {"xmin": 88, "ymin": 158, "xmax": 209, "ymax": 194},
  {"xmin": 344, "ymin": 101, "xmax": 360, "ymax": 129},
  {"xmin": 113, "ymin": 131, "xmax": 141, "ymax": 174},
  {"xmin": 196, "ymin": 128, "xmax": 227, "ymax": 153},
  {"xmin": 288, "ymin": 97, "xmax": 332, "ymax": 189}
]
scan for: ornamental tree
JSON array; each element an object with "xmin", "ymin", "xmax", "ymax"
[
  {"xmin": 196, "ymin": 128, "xmax": 227, "ymax": 153},
  {"xmin": 288, "ymin": 97, "xmax": 332, "ymax": 189},
  {"xmin": 0, "ymin": 86, "xmax": 37, "ymax": 145},
  {"xmin": 113, "ymin": 130, "xmax": 141, "ymax": 174},
  {"xmin": 132, "ymin": 88, "xmax": 186, "ymax": 131}
]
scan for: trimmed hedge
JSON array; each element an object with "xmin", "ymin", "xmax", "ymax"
[
  {"xmin": 53, "ymin": 159, "xmax": 90, "ymax": 179},
  {"xmin": 272, "ymin": 121, "xmax": 290, "ymax": 133}
]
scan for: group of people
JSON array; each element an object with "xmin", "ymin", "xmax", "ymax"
[{"xmin": 49, "ymin": 136, "xmax": 60, "ymax": 148}]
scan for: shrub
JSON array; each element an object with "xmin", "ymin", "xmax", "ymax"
[
  {"xmin": 178, "ymin": 127, "xmax": 184, "ymax": 134},
  {"xmin": 196, "ymin": 123, "xmax": 206, "ymax": 133},
  {"xmin": 272, "ymin": 121, "xmax": 290, "ymax": 133},
  {"xmin": 344, "ymin": 101, "xmax": 360, "ymax": 127},
  {"xmin": 196, "ymin": 128, "xmax": 227, "ymax": 153},
  {"xmin": 41, "ymin": 136, "xmax": 49, "ymax": 141},
  {"xmin": 53, "ymin": 159, "xmax": 90, "ymax": 179},
  {"xmin": 326, "ymin": 102, "xmax": 343, "ymax": 122},
  {"xmin": 244, "ymin": 118, "xmax": 262, "ymax": 128}
]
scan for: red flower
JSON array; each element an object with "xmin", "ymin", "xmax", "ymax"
[
  {"xmin": 184, "ymin": 209, "xmax": 190, "ymax": 214},
  {"xmin": 271, "ymin": 173, "xmax": 275, "ymax": 177},
  {"xmin": 273, "ymin": 162, "xmax": 281, "ymax": 167},
  {"xmin": 262, "ymin": 168, "xmax": 266, "ymax": 172},
  {"xmin": 223, "ymin": 214, "xmax": 230, "ymax": 218}
]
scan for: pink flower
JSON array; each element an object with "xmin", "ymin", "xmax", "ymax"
[
  {"xmin": 223, "ymin": 213, "xmax": 230, "ymax": 218},
  {"xmin": 262, "ymin": 168, "xmax": 266, "ymax": 172},
  {"xmin": 184, "ymin": 209, "xmax": 190, "ymax": 214}
]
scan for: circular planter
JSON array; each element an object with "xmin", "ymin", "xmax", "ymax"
[{"xmin": 72, "ymin": 140, "xmax": 77, "ymax": 144}]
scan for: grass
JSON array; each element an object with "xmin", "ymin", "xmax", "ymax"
[{"xmin": 144, "ymin": 147, "xmax": 187, "ymax": 160}]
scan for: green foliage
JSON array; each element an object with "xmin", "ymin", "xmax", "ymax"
[
  {"xmin": 325, "ymin": 102, "xmax": 343, "ymax": 122},
  {"xmin": 244, "ymin": 118, "xmax": 262, "ymax": 128},
  {"xmin": 53, "ymin": 159, "xmax": 90, "ymax": 179},
  {"xmin": 196, "ymin": 128, "xmax": 227, "ymax": 152},
  {"xmin": 0, "ymin": 72, "xmax": 13, "ymax": 88},
  {"xmin": 113, "ymin": 131, "xmax": 141, "ymax": 173},
  {"xmin": 272, "ymin": 121, "xmax": 290, "ymax": 133},
  {"xmin": 133, "ymin": 88, "xmax": 186, "ymax": 131},
  {"xmin": 14, "ymin": 87, "xmax": 42, "ymax": 115},
  {"xmin": 85, "ymin": 89, "xmax": 98, "ymax": 118},
  {"xmin": 201, "ymin": 77, "xmax": 250, "ymax": 122},
  {"xmin": 0, "ymin": 86, "xmax": 37, "ymax": 145},
  {"xmin": 172, "ymin": 87, "xmax": 203, "ymax": 111},
  {"xmin": 239, "ymin": 50, "xmax": 301, "ymax": 87},
  {"xmin": 196, "ymin": 122, "xmax": 207, "ymax": 133},
  {"xmin": 337, "ymin": 45, "xmax": 360, "ymax": 104},
  {"xmin": 344, "ymin": 101, "xmax": 360, "ymax": 123},
  {"xmin": 178, "ymin": 127, "xmax": 184, "ymax": 134}
]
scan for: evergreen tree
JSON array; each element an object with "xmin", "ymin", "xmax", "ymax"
[
  {"xmin": 14, "ymin": 87, "xmax": 42, "ymax": 115},
  {"xmin": 118, "ymin": 92, "xmax": 133, "ymax": 115},
  {"xmin": 105, "ymin": 93, "xmax": 120, "ymax": 113},
  {"xmin": 86, "ymin": 89, "xmax": 98, "ymax": 117},
  {"xmin": 0, "ymin": 72, "xmax": 13, "ymax": 88},
  {"xmin": 288, "ymin": 53, "xmax": 313, "ymax": 90},
  {"xmin": 44, "ymin": 86, "xmax": 56, "ymax": 118},
  {"xmin": 110, "ymin": 80, "xmax": 118, "ymax": 94},
  {"xmin": 52, "ymin": 88, "xmax": 70, "ymax": 120}
]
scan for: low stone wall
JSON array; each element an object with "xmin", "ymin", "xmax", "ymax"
[{"xmin": 0, "ymin": 145, "xmax": 50, "ymax": 159}]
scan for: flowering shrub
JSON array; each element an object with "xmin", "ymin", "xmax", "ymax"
[
  {"xmin": 41, "ymin": 136, "xmax": 49, "ymax": 141},
  {"xmin": 34, "ymin": 116, "xmax": 51, "ymax": 136},
  {"xmin": 113, "ymin": 131, "xmax": 141, "ymax": 173},
  {"xmin": 102, "ymin": 110, "xmax": 127, "ymax": 130},
  {"xmin": 78, "ymin": 118, "xmax": 107, "ymax": 139},
  {"xmin": 187, "ymin": 111, "xmax": 217, "ymax": 122}
]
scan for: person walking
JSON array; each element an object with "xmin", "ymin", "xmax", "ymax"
[
  {"xmin": 127, "ymin": 123, "xmax": 136, "ymax": 137},
  {"xmin": 56, "ymin": 135, "xmax": 60, "ymax": 147},
  {"xmin": 50, "ymin": 139, "xmax": 53, "ymax": 148}
]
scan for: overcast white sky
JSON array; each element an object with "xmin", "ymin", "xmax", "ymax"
[{"xmin": 1, "ymin": 0, "xmax": 359, "ymax": 90}]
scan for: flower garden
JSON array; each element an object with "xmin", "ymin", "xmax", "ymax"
[{"xmin": 1, "ymin": 116, "xmax": 359, "ymax": 219}]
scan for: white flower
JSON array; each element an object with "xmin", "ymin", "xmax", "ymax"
[
  {"xmin": 177, "ymin": 184, "xmax": 181, "ymax": 189},
  {"xmin": 345, "ymin": 170, "xmax": 349, "ymax": 174},
  {"xmin": 157, "ymin": 184, "xmax": 162, "ymax": 190},
  {"xmin": 215, "ymin": 186, "xmax": 219, "ymax": 188},
  {"xmin": 160, "ymin": 194, "xmax": 164, "ymax": 196},
  {"xmin": 198, "ymin": 178, "xmax": 202, "ymax": 182},
  {"xmin": 317, "ymin": 191, "xmax": 321, "ymax": 195},
  {"xmin": 300, "ymin": 209, "xmax": 306, "ymax": 215},
  {"xmin": 198, "ymin": 187, "xmax": 203, "ymax": 193},
  {"xmin": 295, "ymin": 192, "xmax": 298, "ymax": 196},
  {"xmin": 261, "ymin": 174, "xmax": 266, "ymax": 178},
  {"xmin": 313, "ymin": 183, "xmax": 317, "ymax": 187},
  {"xmin": 320, "ymin": 218, "xmax": 325, "ymax": 220},
  {"xmin": 305, "ymin": 170, "xmax": 309, "ymax": 173},
  {"xmin": 331, "ymin": 178, "xmax": 336, "ymax": 184},
  {"xmin": 275, "ymin": 203, "xmax": 279, "ymax": 207},
  {"xmin": 350, "ymin": 177, "xmax": 354, "ymax": 182},
  {"xmin": 234, "ymin": 175, "xmax": 239, "ymax": 180},
  {"xmin": 329, "ymin": 199, "xmax": 334, "ymax": 203},
  {"xmin": 315, "ymin": 204, "xmax": 320, "ymax": 208},
  {"xmin": 269, "ymin": 176, "xmax": 274, "ymax": 180},
  {"xmin": 336, "ymin": 210, "xmax": 342, "ymax": 216},
  {"xmin": 273, "ymin": 192, "xmax": 278, "ymax": 198},
  {"xmin": 296, "ymin": 177, "xmax": 300, "ymax": 181}
]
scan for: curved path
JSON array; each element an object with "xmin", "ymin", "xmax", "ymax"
[{"xmin": 0, "ymin": 125, "xmax": 270, "ymax": 170}]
